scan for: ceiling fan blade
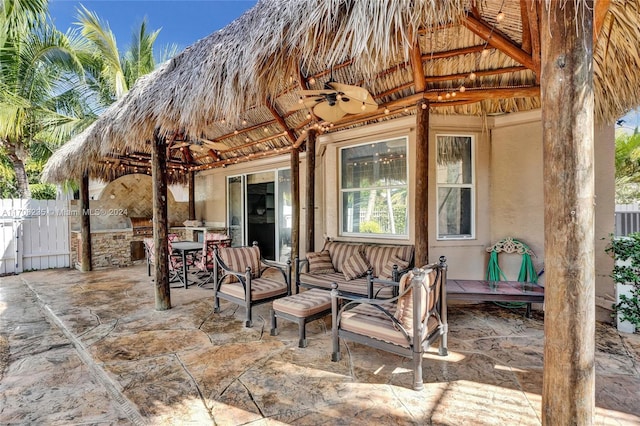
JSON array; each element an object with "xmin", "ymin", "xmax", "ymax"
[
  {"xmin": 298, "ymin": 89, "xmax": 336, "ymax": 96},
  {"xmin": 327, "ymin": 82, "xmax": 371, "ymax": 102},
  {"xmin": 288, "ymin": 97, "xmax": 323, "ymax": 112},
  {"xmin": 201, "ymin": 139, "xmax": 228, "ymax": 151},
  {"xmin": 313, "ymin": 101, "xmax": 348, "ymax": 122}
]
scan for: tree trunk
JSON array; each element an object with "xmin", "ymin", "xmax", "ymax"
[
  {"xmin": 305, "ymin": 130, "xmax": 316, "ymax": 253},
  {"xmin": 152, "ymin": 132, "xmax": 171, "ymax": 311},
  {"xmin": 541, "ymin": 1, "xmax": 595, "ymax": 424},
  {"xmin": 291, "ymin": 147, "xmax": 300, "ymax": 266},
  {"xmin": 414, "ymin": 100, "xmax": 429, "ymax": 267},
  {"xmin": 79, "ymin": 172, "xmax": 92, "ymax": 272},
  {"xmin": 5, "ymin": 139, "xmax": 30, "ymax": 198}
]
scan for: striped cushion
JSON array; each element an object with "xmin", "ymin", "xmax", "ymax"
[
  {"xmin": 341, "ymin": 251, "xmax": 370, "ymax": 281},
  {"xmin": 219, "ymin": 246, "xmax": 261, "ymax": 283},
  {"xmin": 220, "ymin": 276, "xmax": 287, "ymax": 301},
  {"xmin": 299, "ymin": 272, "xmax": 393, "ymax": 297},
  {"xmin": 341, "ymin": 303, "xmax": 438, "ymax": 347},
  {"xmin": 365, "ymin": 245, "xmax": 414, "ymax": 278},
  {"xmin": 272, "ymin": 289, "xmax": 331, "ymax": 317},
  {"xmin": 306, "ymin": 250, "xmax": 335, "ymax": 274},
  {"xmin": 379, "ymin": 255, "xmax": 411, "ymax": 280},
  {"xmin": 323, "ymin": 241, "xmax": 363, "ymax": 273},
  {"xmin": 394, "ymin": 268, "xmax": 437, "ymax": 336}
]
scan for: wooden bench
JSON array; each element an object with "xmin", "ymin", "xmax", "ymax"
[
  {"xmin": 447, "ymin": 279, "xmax": 544, "ymax": 317},
  {"xmin": 270, "ymin": 289, "xmax": 332, "ymax": 348}
]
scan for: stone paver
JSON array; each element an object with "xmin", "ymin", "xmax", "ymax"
[{"xmin": 1, "ymin": 266, "xmax": 639, "ymax": 425}]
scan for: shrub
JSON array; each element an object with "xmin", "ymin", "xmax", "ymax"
[{"xmin": 606, "ymin": 233, "xmax": 640, "ymax": 329}]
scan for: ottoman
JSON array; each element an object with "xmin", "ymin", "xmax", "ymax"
[{"xmin": 270, "ymin": 289, "xmax": 332, "ymax": 348}]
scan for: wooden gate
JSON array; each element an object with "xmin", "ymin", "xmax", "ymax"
[{"xmin": 0, "ymin": 199, "xmax": 70, "ymax": 274}]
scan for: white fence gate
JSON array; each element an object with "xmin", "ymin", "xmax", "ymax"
[{"xmin": 0, "ymin": 199, "xmax": 70, "ymax": 274}]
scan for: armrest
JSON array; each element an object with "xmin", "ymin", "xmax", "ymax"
[{"xmin": 260, "ymin": 257, "xmax": 292, "ymax": 284}]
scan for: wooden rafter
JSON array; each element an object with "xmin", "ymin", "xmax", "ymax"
[
  {"xmin": 520, "ymin": 0, "xmax": 532, "ymax": 53},
  {"xmin": 463, "ymin": 15, "xmax": 537, "ymax": 73},
  {"xmin": 526, "ymin": 0, "xmax": 541, "ymax": 82},
  {"xmin": 191, "ymin": 146, "xmax": 293, "ymax": 171},
  {"xmin": 410, "ymin": 29, "xmax": 426, "ymax": 93},
  {"xmin": 266, "ymin": 96, "xmax": 297, "ymax": 143}
]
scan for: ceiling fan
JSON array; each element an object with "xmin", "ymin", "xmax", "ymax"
[{"xmin": 289, "ymin": 80, "xmax": 378, "ymax": 123}]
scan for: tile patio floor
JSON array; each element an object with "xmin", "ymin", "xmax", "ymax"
[{"xmin": 1, "ymin": 265, "xmax": 639, "ymax": 425}]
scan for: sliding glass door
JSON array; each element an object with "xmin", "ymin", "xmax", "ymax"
[{"xmin": 227, "ymin": 168, "xmax": 291, "ymax": 262}]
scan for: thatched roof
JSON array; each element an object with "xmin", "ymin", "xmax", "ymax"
[{"xmin": 45, "ymin": 0, "xmax": 640, "ymax": 183}]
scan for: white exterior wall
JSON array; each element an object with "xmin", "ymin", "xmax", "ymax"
[{"xmin": 193, "ymin": 110, "xmax": 615, "ymax": 320}]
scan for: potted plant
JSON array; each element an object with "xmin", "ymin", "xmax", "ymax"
[{"xmin": 606, "ymin": 233, "xmax": 640, "ymax": 333}]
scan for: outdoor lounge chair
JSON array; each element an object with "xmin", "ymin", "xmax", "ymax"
[
  {"xmin": 193, "ymin": 233, "xmax": 232, "ymax": 286},
  {"xmin": 212, "ymin": 242, "xmax": 291, "ymax": 327},
  {"xmin": 331, "ymin": 257, "xmax": 448, "ymax": 391}
]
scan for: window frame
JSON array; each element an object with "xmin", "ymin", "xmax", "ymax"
[
  {"xmin": 435, "ymin": 133, "xmax": 476, "ymax": 240},
  {"xmin": 338, "ymin": 136, "xmax": 409, "ymax": 239}
]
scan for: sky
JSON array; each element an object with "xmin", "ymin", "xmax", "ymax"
[{"xmin": 48, "ymin": 0, "xmax": 258, "ymax": 56}]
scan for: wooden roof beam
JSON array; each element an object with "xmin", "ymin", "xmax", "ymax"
[
  {"xmin": 192, "ymin": 146, "xmax": 293, "ymax": 171},
  {"xmin": 463, "ymin": 15, "xmax": 538, "ymax": 74},
  {"xmin": 375, "ymin": 66, "xmax": 529, "ymax": 99},
  {"xmin": 525, "ymin": 0, "xmax": 541, "ymax": 82},
  {"xmin": 410, "ymin": 31, "xmax": 426, "ymax": 93},
  {"xmin": 520, "ymin": 0, "xmax": 532, "ymax": 53},
  {"xmin": 266, "ymin": 96, "xmax": 297, "ymax": 144}
]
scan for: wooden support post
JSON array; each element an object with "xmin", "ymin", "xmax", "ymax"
[
  {"xmin": 79, "ymin": 172, "xmax": 92, "ymax": 272},
  {"xmin": 305, "ymin": 130, "xmax": 316, "ymax": 253},
  {"xmin": 152, "ymin": 131, "xmax": 171, "ymax": 311},
  {"xmin": 188, "ymin": 171, "xmax": 195, "ymax": 220},
  {"xmin": 414, "ymin": 100, "xmax": 429, "ymax": 267},
  {"xmin": 541, "ymin": 2, "xmax": 595, "ymax": 424},
  {"xmin": 291, "ymin": 147, "xmax": 300, "ymax": 264}
]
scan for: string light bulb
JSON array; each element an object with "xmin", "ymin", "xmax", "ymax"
[
  {"xmin": 242, "ymin": 119, "xmax": 247, "ymax": 125},
  {"xmin": 496, "ymin": 10, "xmax": 505, "ymax": 22},
  {"xmin": 451, "ymin": 91, "xmax": 457, "ymax": 97},
  {"xmin": 469, "ymin": 72, "xmax": 477, "ymax": 81},
  {"xmin": 445, "ymin": 92, "xmax": 451, "ymax": 99},
  {"xmin": 298, "ymin": 97, "xmax": 304, "ymax": 104},
  {"xmin": 437, "ymin": 94, "xmax": 443, "ymax": 101},
  {"xmin": 421, "ymin": 103, "xmax": 427, "ymax": 109},
  {"xmin": 306, "ymin": 112, "xmax": 312, "ymax": 120},
  {"xmin": 361, "ymin": 102, "xmax": 366, "ymax": 111},
  {"xmin": 308, "ymin": 77, "xmax": 316, "ymax": 85},
  {"xmin": 384, "ymin": 108, "xmax": 390, "ymax": 114},
  {"xmin": 460, "ymin": 85, "xmax": 466, "ymax": 92},
  {"xmin": 245, "ymin": 137, "xmax": 250, "ymax": 143},
  {"xmin": 481, "ymin": 48, "xmax": 490, "ymax": 57}
]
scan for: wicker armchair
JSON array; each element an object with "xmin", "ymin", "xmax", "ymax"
[{"xmin": 331, "ymin": 257, "xmax": 448, "ymax": 391}]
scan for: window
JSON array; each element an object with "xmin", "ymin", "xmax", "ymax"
[
  {"xmin": 436, "ymin": 135, "xmax": 475, "ymax": 239},
  {"xmin": 340, "ymin": 137, "xmax": 408, "ymax": 237}
]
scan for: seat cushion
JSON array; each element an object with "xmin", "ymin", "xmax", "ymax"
[
  {"xmin": 220, "ymin": 276, "xmax": 287, "ymax": 301},
  {"xmin": 341, "ymin": 303, "xmax": 438, "ymax": 347},
  {"xmin": 298, "ymin": 272, "xmax": 393, "ymax": 298},
  {"xmin": 306, "ymin": 250, "xmax": 335, "ymax": 274},
  {"xmin": 272, "ymin": 289, "xmax": 331, "ymax": 317}
]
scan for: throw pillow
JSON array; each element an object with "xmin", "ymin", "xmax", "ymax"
[
  {"xmin": 307, "ymin": 250, "xmax": 336, "ymax": 274},
  {"xmin": 380, "ymin": 255, "xmax": 411, "ymax": 280},
  {"xmin": 341, "ymin": 251, "xmax": 371, "ymax": 281}
]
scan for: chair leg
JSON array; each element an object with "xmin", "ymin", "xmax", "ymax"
[
  {"xmin": 439, "ymin": 323, "xmax": 449, "ymax": 356},
  {"xmin": 270, "ymin": 309, "xmax": 278, "ymax": 336},
  {"xmin": 213, "ymin": 294, "xmax": 221, "ymax": 313},
  {"xmin": 413, "ymin": 350, "xmax": 424, "ymax": 391},
  {"xmin": 297, "ymin": 318, "xmax": 307, "ymax": 348},
  {"xmin": 245, "ymin": 299, "xmax": 253, "ymax": 328},
  {"xmin": 331, "ymin": 291, "xmax": 340, "ymax": 361}
]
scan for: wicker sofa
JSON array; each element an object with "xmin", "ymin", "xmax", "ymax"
[{"xmin": 295, "ymin": 239, "xmax": 414, "ymax": 298}]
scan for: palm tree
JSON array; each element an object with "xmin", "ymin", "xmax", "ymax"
[{"xmin": 0, "ymin": 0, "xmax": 85, "ymax": 197}]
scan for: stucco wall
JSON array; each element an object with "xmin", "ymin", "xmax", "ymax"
[{"xmin": 192, "ymin": 111, "xmax": 616, "ymax": 320}]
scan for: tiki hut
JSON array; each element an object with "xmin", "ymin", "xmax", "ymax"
[{"xmin": 43, "ymin": 1, "xmax": 640, "ymax": 422}]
